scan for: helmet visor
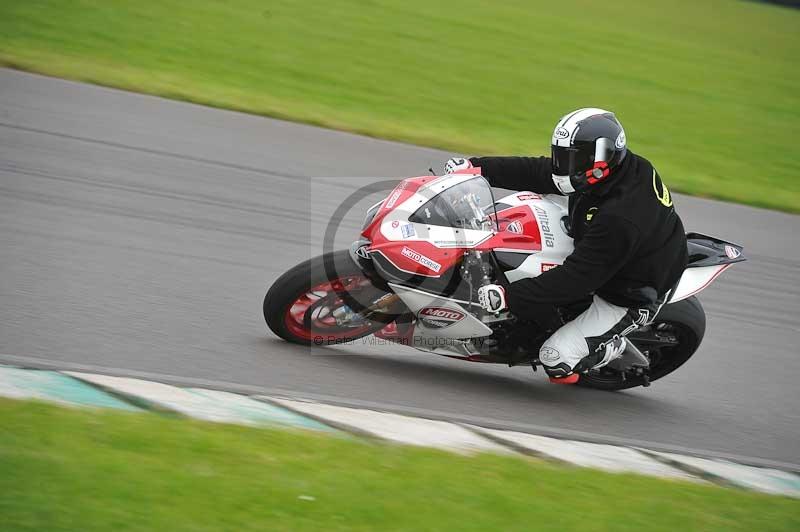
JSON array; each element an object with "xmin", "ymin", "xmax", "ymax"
[{"xmin": 551, "ymin": 142, "xmax": 594, "ymax": 177}]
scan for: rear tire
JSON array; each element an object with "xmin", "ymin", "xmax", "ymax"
[
  {"xmin": 264, "ymin": 250, "xmax": 394, "ymax": 346},
  {"xmin": 577, "ymin": 296, "xmax": 706, "ymax": 391}
]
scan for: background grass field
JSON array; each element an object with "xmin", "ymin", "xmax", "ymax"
[
  {"xmin": 1, "ymin": 1, "xmax": 798, "ymax": 212},
  {"xmin": 2, "ymin": 398, "xmax": 799, "ymax": 532}
]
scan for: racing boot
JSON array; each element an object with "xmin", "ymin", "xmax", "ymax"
[
  {"xmin": 541, "ymin": 336, "xmax": 628, "ymax": 384},
  {"xmin": 572, "ymin": 335, "xmax": 628, "ymax": 374}
]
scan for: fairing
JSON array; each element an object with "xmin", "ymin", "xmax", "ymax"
[
  {"xmin": 360, "ymin": 172, "xmax": 575, "ymax": 288},
  {"xmin": 364, "ymin": 173, "xmax": 499, "ymax": 281},
  {"xmin": 668, "ymin": 233, "xmax": 745, "ymax": 303}
]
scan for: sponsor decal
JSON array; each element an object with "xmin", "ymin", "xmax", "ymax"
[
  {"xmin": 540, "ymin": 346, "xmax": 561, "ymax": 363},
  {"xmin": 615, "ymin": 130, "xmax": 626, "ymax": 149},
  {"xmin": 541, "ymin": 262, "xmax": 558, "ymax": 272},
  {"xmin": 401, "ymin": 223, "xmax": 416, "ymax": 238},
  {"xmin": 506, "ymin": 220, "xmax": 523, "ymax": 234},
  {"xmin": 384, "ymin": 183, "xmax": 406, "ymax": 209},
  {"xmin": 433, "ymin": 239, "xmax": 468, "ymax": 247},
  {"xmin": 401, "ymin": 246, "xmax": 442, "ymax": 272},
  {"xmin": 517, "ymin": 193, "xmax": 541, "ymax": 201},
  {"xmin": 652, "ymin": 170, "xmax": 673, "ymax": 207},
  {"xmin": 586, "ymin": 206, "xmax": 598, "ymax": 222},
  {"xmin": 724, "ymin": 245, "xmax": 741, "ymax": 259},
  {"xmin": 553, "ymin": 127, "xmax": 570, "ymax": 140},
  {"xmin": 391, "ymin": 220, "xmax": 400, "ymax": 228},
  {"xmin": 355, "ymin": 245, "xmax": 370, "ymax": 259},
  {"xmin": 636, "ymin": 309, "xmax": 650, "ymax": 326},
  {"xmin": 418, "ymin": 306, "xmax": 465, "ymax": 329},
  {"xmin": 533, "ymin": 206, "xmax": 555, "ymax": 247}
]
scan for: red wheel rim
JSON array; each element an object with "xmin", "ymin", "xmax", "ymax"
[{"xmin": 283, "ymin": 275, "xmax": 378, "ymax": 341}]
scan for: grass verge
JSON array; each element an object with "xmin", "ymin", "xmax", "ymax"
[
  {"xmin": 0, "ymin": 0, "xmax": 798, "ymax": 213},
  {"xmin": 1, "ymin": 398, "xmax": 798, "ymax": 531}
]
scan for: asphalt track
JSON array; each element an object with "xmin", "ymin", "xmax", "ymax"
[{"xmin": 1, "ymin": 69, "xmax": 798, "ymax": 469}]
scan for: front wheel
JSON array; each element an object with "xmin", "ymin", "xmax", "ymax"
[
  {"xmin": 577, "ymin": 296, "xmax": 706, "ymax": 391},
  {"xmin": 264, "ymin": 250, "xmax": 396, "ymax": 346}
]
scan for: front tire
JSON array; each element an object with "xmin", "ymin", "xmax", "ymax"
[
  {"xmin": 264, "ymin": 250, "xmax": 394, "ymax": 346},
  {"xmin": 578, "ymin": 296, "xmax": 706, "ymax": 391}
]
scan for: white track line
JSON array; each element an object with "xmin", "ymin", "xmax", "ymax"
[
  {"xmin": 269, "ymin": 397, "xmax": 510, "ymax": 454},
  {"xmin": 471, "ymin": 426, "xmax": 699, "ymax": 481},
  {"xmin": 643, "ymin": 450, "xmax": 800, "ymax": 497}
]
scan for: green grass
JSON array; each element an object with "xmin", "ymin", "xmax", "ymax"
[
  {"xmin": 0, "ymin": 0, "xmax": 798, "ymax": 212},
  {"xmin": 1, "ymin": 399, "xmax": 799, "ymax": 531}
]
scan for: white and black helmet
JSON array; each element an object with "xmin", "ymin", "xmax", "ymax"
[{"xmin": 550, "ymin": 108, "xmax": 627, "ymax": 195}]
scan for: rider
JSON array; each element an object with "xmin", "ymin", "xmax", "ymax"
[{"xmin": 444, "ymin": 108, "xmax": 687, "ymax": 384}]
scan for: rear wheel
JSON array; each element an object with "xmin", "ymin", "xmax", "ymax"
[
  {"xmin": 577, "ymin": 296, "xmax": 706, "ymax": 391},
  {"xmin": 264, "ymin": 250, "xmax": 396, "ymax": 346}
]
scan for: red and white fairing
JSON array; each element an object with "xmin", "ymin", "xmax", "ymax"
[
  {"xmin": 362, "ymin": 171, "xmax": 573, "ymax": 283},
  {"xmin": 491, "ymin": 191, "xmax": 574, "ymax": 281},
  {"xmin": 359, "ymin": 171, "xmax": 576, "ymax": 355}
]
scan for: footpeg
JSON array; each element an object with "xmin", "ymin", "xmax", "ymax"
[{"xmin": 607, "ymin": 340, "xmax": 649, "ymax": 372}]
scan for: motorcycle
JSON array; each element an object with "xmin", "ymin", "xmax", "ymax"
[{"xmin": 263, "ymin": 168, "xmax": 745, "ymax": 390}]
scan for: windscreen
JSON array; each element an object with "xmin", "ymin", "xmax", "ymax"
[{"xmin": 408, "ymin": 177, "xmax": 497, "ymax": 231}]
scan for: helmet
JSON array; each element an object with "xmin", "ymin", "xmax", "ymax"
[{"xmin": 550, "ymin": 108, "xmax": 627, "ymax": 195}]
